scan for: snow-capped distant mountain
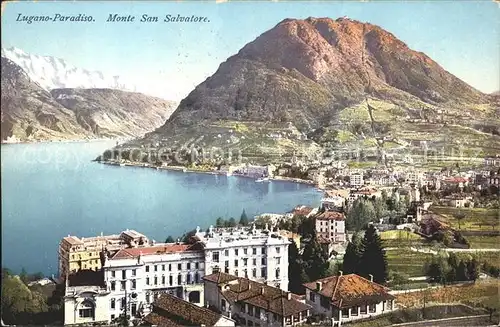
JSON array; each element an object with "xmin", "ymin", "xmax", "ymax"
[{"xmin": 1, "ymin": 46, "xmax": 139, "ymax": 94}]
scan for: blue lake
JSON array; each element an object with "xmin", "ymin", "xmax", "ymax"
[{"xmin": 1, "ymin": 141, "xmax": 322, "ymax": 275}]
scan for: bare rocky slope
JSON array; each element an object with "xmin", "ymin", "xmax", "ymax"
[
  {"xmin": 113, "ymin": 18, "xmax": 500, "ymax": 162},
  {"xmin": 1, "ymin": 57, "xmax": 177, "ymax": 142}
]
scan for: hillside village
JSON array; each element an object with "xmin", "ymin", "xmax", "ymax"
[{"xmin": 2, "ymin": 155, "xmax": 499, "ymax": 327}]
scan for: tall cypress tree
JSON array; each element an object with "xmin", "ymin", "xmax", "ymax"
[
  {"xmin": 358, "ymin": 225, "xmax": 388, "ymax": 284},
  {"xmin": 288, "ymin": 240, "xmax": 307, "ymax": 294},
  {"xmin": 342, "ymin": 232, "xmax": 362, "ymax": 274},
  {"xmin": 239, "ymin": 209, "xmax": 249, "ymax": 226},
  {"xmin": 302, "ymin": 234, "xmax": 329, "ymax": 281}
]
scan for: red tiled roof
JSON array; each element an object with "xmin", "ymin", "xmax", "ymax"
[
  {"xmin": 315, "ymin": 211, "xmax": 345, "ymax": 221},
  {"xmin": 144, "ymin": 293, "xmax": 225, "ymax": 327},
  {"xmin": 111, "ymin": 242, "xmax": 203, "ymax": 259},
  {"xmin": 292, "ymin": 206, "xmax": 314, "ymax": 217},
  {"xmin": 303, "ymin": 274, "xmax": 394, "ymax": 309},
  {"xmin": 204, "ymin": 272, "xmax": 310, "ymax": 317},
  {"xmin": 444, "ymin": 177, "xmax": 468, "ymax": 183}
]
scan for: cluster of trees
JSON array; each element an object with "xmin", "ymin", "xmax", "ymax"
[
  {"xmin": 1, "ymin": 268, "xmax": 64, "ymax": 325},
  {"xmin": 166, "ymin": 210, "xmax": 250, "ymax": 243},
  {"xmin": 342, "ymin": 225, "xmax": 388, "ymax": 284},
  {"xmin": 481, "ymin": 262, "xmax": 500, "ymax": 278},
  {"xmin": 346, "ymin": 190, "xmax": 410, "ymax": 231},
  {"xmin": 424, "ymin": 253, "xmax": 479, "ymax": 285}
]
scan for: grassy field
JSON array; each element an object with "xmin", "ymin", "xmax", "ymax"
[
  {"xmin": 430, "ymin": 206, "xmax": 499, "ymax": 231},
  {"xmin": 386, "ymin": 249, "xmax": 433, "ymax": 277},
  {"xmin": 381, "ymin": 230, "xmax": 427, "ymax": 248},
  {"xmin": 395, "ymin": 279, "xmax": 500, "ymax": 310},
  {"xmin": 466, "ymin": 236, "xmax": 500, "ymax": 249}
]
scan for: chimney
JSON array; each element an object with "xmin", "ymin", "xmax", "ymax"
[
  {"xmin": 316, "ymin": 282, "xmax": 322, "ymax": 291},
  {"xmin": 287, "ymin": 292, "xmax": 292, "ymax": 300},
  {"xmin": 339, "ymin": 271, "xmax": 343, "ymax": 276},
  {"xmin": 261, "ymin": 287, "xmax": 265, "ymax": 295},
  {"xmin": 369, "ymin": 274, "xmax": 373, "ymax": 282}
]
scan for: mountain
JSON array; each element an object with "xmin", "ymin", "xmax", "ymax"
[
  {"xmin": 121, "ymin": 17, "xmax": 499, "ymax": 164},
  {"xmin": 1, "ymin": 57, "xmax": 177, "ymax": 142},
  {"xmin": 1, "ymin": 47, "xmax": 137, "ymax": 94}
]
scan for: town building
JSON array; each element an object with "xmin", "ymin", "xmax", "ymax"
[
  {"xmin": 321, "ymin": 196, "xmax": 345, "ymax": 212},
  {"xmin": 315, "ymin": 211, "xmax": 346, "ymax": 244},
  {"xmin": 284, "ymin": 205, "xmax": 318, "ymax": 219},
  {"xmin": 349, "ymin": 173, "xmax": 364, "ymax": 188},
  {"xmin": 101, "ymin": 242, "xmax": 206, "ymax": 322},
  {"xmin": 63, "ymin": 270, "xmax": 110, "ymax": 326},
  {"xmin": 484, "ymin": 156, "xmax": 500, "ymax": 167},
  {"xmin": 144, "ymin": 293, "xmax": 235, "ymax": 327},
  {"xmin": 303, "ymin": 273, "xmax": 396, "ymax": 326},
  {"xmin": 348, "ymin": 188, "xmax": 382, "ymax": 205},
  {"xmin": 193, "ymin": 225, "xmax": 291, "ymax": 291},
  {"xmin": 58, "ymin": 230, "xmax": 149, "ymax": 280},
  {"xmin": 203, "ymin": 272, "xmax": 311, "ymax": 327}
]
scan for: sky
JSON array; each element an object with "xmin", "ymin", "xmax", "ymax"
[{"xmin": 1, "ymin": 0, "xmax": 499, "ymax": 101}]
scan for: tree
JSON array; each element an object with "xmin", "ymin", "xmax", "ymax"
[
  {"xmin": 215, "ymin": 217, "xmax": 224, "ymax": 228},
  {"xmin": 297, "ymin": 217, "xmax": 315, "ymax": 239},
  {"xmin": 453, "ymin": 211, "xmax": 466, "ymax": 230},
  {"xmin": 466, "ymin": 258, "xmax": 479, "ymax": 282},
  {"xmin": 425, "ymin": 257, "xmax": 448, "ymax": 285},
  {"xmin": 165, "ymin": 236, "xmax": 175, "ymax": 243},
  {"xmin": 342, "ymin": 233, "xmax": 362, "ymax": 274},
  {"xmin": 228, "ymin": 217, "xmax": 236, "ymax": 227},
  {"xmin": 288, "ymin": 240, "xmax": 307, "ymax": 294},
  {"xmin": 239, "ymin": 209, "xmax": 249, "ymax": 226},
  {"xmin": 302, "ymin": 235, "xmax": 329, "ymax": 281},
  {"xmin": 346, "ymin": 199, "xmax": 376, "ymax": 231},
  {"xmin": 358, "ymin": 225, "xmax": 388, "ymax": 284},
  {"xmin": 456, "ymin": 260, "xmax": 468, "ymax": 281},
  {"xmin": 19, "ymin": 268, "xmax": 28, "ymax": 284},
  {"xmin": 374, "ymin": 198, "xmax": 388, "ymax": 221},
  {"xmin": 181, "ymin": 229, "xmax": 197, "ymax": 243}
]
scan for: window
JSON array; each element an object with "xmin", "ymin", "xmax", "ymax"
[
  {"xmin": 169, "ymin": 275, "xmax": 173, "ymax": 286},
  {"xmin": 369, "ymin": 304, "xmax": 376, "ymax": 313},
  {"xmin": 243, "ymin": 258, "xmax": 248, "ymax": 266},
  {"xmin": 111, "ymin": 314, "xmax": 115, "ymax": 321},
  {"xmin": 162, "ymin": 264, "xmax": 165, "ymax": 271},
  {"xmin": 276, "ymin": 257, "xmax": 281, "ymax": 265},
  {"xmin": 261, "ymin": 267, "xmax": 266, "ymax": 278},
  {"xmin": 195, "ymin": 262, "xmax": 199, "ymax": 269},
  {"xmin": 146, "ymin": 277, "xmax": 150, "ymax": 285},
  {"xmin": 252, "ymin": 268, "xmax": 257, "ymax": 277},
  {"xmin": 111, "ymin": 271, "xmax": 116, "ymax": 278},
  {"xmin": 121, "ymin": 298, "xmax": 126, "ymax": 309},
  {"xmin": 177, "ymin": 274, "xmax": 182, "ymax": 285},
  {"xmin": 320, "ymin": 296, "xmax": 330, "ymax": 309},
  {"xmin": 225, "ymin": 260, "xmax": 229, "ymax": 268},
  {"xmin": 225, "ymin": 250, "xmax": 229, "ymax": 256},
  {"xmin": 195, "ymin": 272, "xmax": 200, "ymax": 283},
  {"xmin": 187, "ymin": 263, "xmax": 191, "ymax": 270},
  {"xmin": 351, "ymin": 307, "xmax": 358, "ymax": 316},
  {"xmin": 253, "ymin": 258, "xmax": 257, "ymax": 266},
  {"xmin": 146, "ymin": 266, "xmax": 150, "ymax": 273},
  {"xmin": 146, "ymin": 293, "xmax": 150, "ymax": 303},
  {"xmin": 187, "ymin": 274, "xmax": 192, "ymax": 284},
  {"xmin": 162, "ymin": 275, "xmax": 165, "ymax": 284},
  {"xmin": 212, "ymin": 252, "xmax": 220, "ymax": 262},
  {"xmin": 132, "ymin": 269, "xmax": 136, "ymax": 276},
  {"xmin": 342, "ymin": 308, "xmax": 349, "ymax": 317},
  {"xmin": 131, "ymin": 280, "xmax": 136, "ymax": 290},
  {"xmin": 275, "ymin": 268, "xmax": 280, "ymax": 279},
  {"xmin": 169, "ymin": 264, "xmax": 172, "ymax": 271},
  {"xmin": 221, "ymin": 299, "xmax": 226, "ymax": 311},
  {"xmin": 235, "ymin": 269, "xmax": 238, "ymax": 276},
  {"xmin": 255, "ymin": 307, "xmax": 261, "ymax": 317},
  {"xmin": 111, "ymin": 281, "xmax": 116, "ymax": 291},
  {"xmin": 110, "ymin": 298, "xmax": 115, "ymax": 309},
  {"xmin": 235, "ymin": 249, "xmax": 239, "ymax": 256},
  {"xmin": 131, "ymin": 303, "xmax": 137, "ymax": 316},
  {"xmin": 387, "ymin": 300, "xmax": 393, "ymax": 310},
  {"xmin": 248, "ymin": 304, "xmax": 254, "ymax": 316},
  {"xmin": 154, "ymin": 265, "xmax": 158, "ymax": 272},
  {"xmin": 360, "ymin": 305, "xmax": 367, "ymax": 314},
  {"xmin": 309, "ymin": 292, "xmax": 315, "ymax": 302},
  {"xmin": 178, "ymin": 263, "xmax": 182, "ymax": 270},
  {"xmin": 225, "ymin": 267, "xmax": 229, "ymax": 273},
  {"xmin": 122, "ymin": 270, "xmax": 126, "ymax": 279},
  {"xmin": 276, "ymin": 247, "xmax": 280, "ymax": 254},
  {"xmin": 244, "ymin": 269, "xmax": 248, "ymax": 278},
  {"xmin": 253, "ymin": 248, "xmax": 257, "ymax": 255},
  {"xmin": 235, "ymin": 259, "xmax": 239, "ymax": 267},
  {"xmin": 244, "ymin": 248, "xmax": 248, "ymax": 255},
  {"xmin": 213, "ymin": 267, "xmax": 220, "ymax": 274},
  {"xmin": 120, "ymin": 281, "xmax": 126, "ymax": 291},
  {"xmin": 261, "ymin": 257, "xmax": 267, "ymax": 265},
  {"xmin": 79, "ymin": 308, "xmax": 93, "ymax": 318},
  {"xmin": 262, "ymin": 247, "xmax": 266, "ymax": 255},
  {"xmin": 154, "ymin": 276, "xmax": 158, "ymax": 285}
]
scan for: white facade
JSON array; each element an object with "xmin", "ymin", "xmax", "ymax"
[
  {"xmin": 100, "ymin": 244, "xmax": 205, "ymax": 323},
  {"xmin": 195, "ymin": 225, "xmax": 291, "ymax": 291},
  {"xmin": 349, "ymin": 173, "xmax": 364, "ymax": 187},
  {"xmin": 64, "ymin": 285, "xmax": 110, "ymax": 325},
  {"xmin": 316, "ymin": 216, "xmax": 346, "ymax": 243}
]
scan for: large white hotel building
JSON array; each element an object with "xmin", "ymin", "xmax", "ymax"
[{"xmin": 63, "ymin": 224, "xmax": 291, "ymax": 325}]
